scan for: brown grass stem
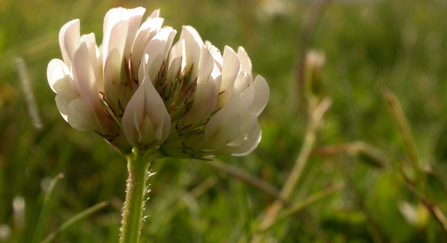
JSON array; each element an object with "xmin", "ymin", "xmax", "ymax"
[
  {"xmin": 205, "ymin": 160, "xmax": 288, "ymax": 205},
  {"xmin": 250, "ymin": 97, "xmax": 332, "ymax": 243},
  {"xmin": 397, "ymin": 165, "xmax": 447, "ymax": 237},
  {"xmin": 380, "ymin": 84, "xmax": 424, "ymax": 187}
]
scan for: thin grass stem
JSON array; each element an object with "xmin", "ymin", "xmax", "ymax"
[
  {"xmin": 339, "ymin": 161, "xmax": 385, "ymax": 243},
  {"xmin": 262, "ymin": 183, "xmax": 343, "ymax": 232},
  {"xmin": 32, "ymin": 174, "xmax": 64, "ymax": 243},
  {"xmin": 380, "ymin": 84, "xmax": 424, "ymax": 187},
  {"xmin": 205, "ymin": 159, "xmax": 288, "ymax": 205},
  {"xmin": 42, "ymin": 202, "xmax": 108, "ymax": 243},
  {"xmin": 397, "ymin": 165, "xmax": 447, "ymax": 237}
]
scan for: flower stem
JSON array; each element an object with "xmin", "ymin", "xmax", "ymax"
[{"xmin": 119, "ymin": 149, "xmax": 152, "ymax": 243}]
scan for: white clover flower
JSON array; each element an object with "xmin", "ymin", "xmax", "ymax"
[{"xmin": 47, "ymin": 7, "xmax": 269, "ymax": 158}]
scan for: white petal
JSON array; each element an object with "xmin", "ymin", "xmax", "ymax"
[
  {"xmin": 150, "ymin": 103, "xmax": 171, "ymax": 142},
  {"xmin": 206, "ymin": 86, "xmax": 255, "ymax": 139},
  {"xmin": 146, "ymin": 54, "xmax": 164, "ymax": 84},
  {"xmin": 237, "ymin": 46, "xmax": 252, "ymax": 76},
  {"xmin": 230, "ymin": 72, "xmax": 252, "ymax": 101},
  {"xmin": 217, "ymin": 124, "xmax": 261, "ymax": 156},
  {"xmin": 139, "ymin": 115, "xmax": 155, "ymax": 144},
  {"xmin": 59, "ymin": 19, "xmax": 80, "ymax": 67},
  {"xmin": 123, "ymin": 85, "xmax": 147, "ymax": 147},
  {"xmin": 102, "ymin": 19, "xmax": 128, "ymax": 68},
  {"xmin": 131, "ymin": 16, "xmax": 164, "ymax": 73},
  {"xmin": 102, "ymin": 18, "xmax": 129, "ymax": 110},
  {"xmin": 180, "ymin": 46, "xmax": 218, "ymax": 127},
  {"xmin": 73, "ymin": 42, "xmax": 99, "ymax": 110},
  {"xmin": 170, "ymin": 40, "xmax": 189, "ymax": 78},
  {"xmin": 202, "ymin": 114, "xmax": 241, "ymax": 149},
  {"xmin": 221, "ymin": 46, "xmax": 240, "ymax": 91},
  {"xmin": 55, "ymin": 91, "xmax": 75, "ymax": 121},
  {"xmin": 138, "ymin": 54, "xmax": 149, "ymax": 83},
  {"xmin": 47, "ymin": 59, "xmax": 71, "ymax": 93},
  {"xmin": 102, "ymin": 7, "xmax": 145, "ymax": 62},
  {"xmin": 67, "ymin": 99, "xmax": 98, "ymax": 131},
  {"xmin": 217, "ymin": 46, "xmax": 240, "ymax": 108},
  {"xmin": 246, "ymin": 75, "xmax": 269, "ymax": 116},
  {"xmin": 166, "ymin": 56, "xmax": 182, "ymax": 81},
  {"xmin": 143, "ymin": 27, "xmax": 177, "ymax": 81},
  {"xmin": 73, "ymin": 42, "xmax": 118, "ymax": 135},
  {"xmin": 140, "ymin": 79, "xmax": 171, "ymax": 143},
  {"xmin": 80, "ymin": 33, "xmax": 101, "ymax": 87},
  {"xmin": 206, "ymin": 42, "xmax": 223, "ymax": 68},
  {"xmin": 103, "ymin": 48, "xmax": 123, "ymax": 112},
  {"xmin": 180, "ymin": 26, "xmax": 204, "ymax": 79},
  {"xmin": 122, "ymin": 7, "xmax": 146, "ymax": 56},
  {"xmin": 148, "ymin": 9, "xmax": 160, "ymax": 18},
  {"xmin": 227, "ymin": 114, "xmax": 258, "ymax": 147},
  {"xmin": 122, "ymin": 76, "xmax": 171, "ymax": 148}
]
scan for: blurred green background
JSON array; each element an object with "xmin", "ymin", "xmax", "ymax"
[{"xmin": 1, "ymin": 0, "xmax": 447, "ymax": 242}]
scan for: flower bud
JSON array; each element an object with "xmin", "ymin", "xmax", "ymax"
[{"xmin": 304, "ymin": 50, "xmax": 325, "ymax": 99}]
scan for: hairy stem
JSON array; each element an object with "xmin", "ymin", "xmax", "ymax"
[{"xmin": 119, "ymin": 149, "xmax": 152, "ymax": 243}]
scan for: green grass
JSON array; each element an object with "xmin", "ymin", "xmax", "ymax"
[{"xmin": 1, "ymin": 0, "xmax": 447, "ymax": 242}]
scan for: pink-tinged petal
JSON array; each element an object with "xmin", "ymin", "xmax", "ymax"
[
  {"xmin": 246, "ymin": 75, "xmax": 269, "ymax": 116},
  {"xmin": 103, "ymin": 48, "xmax": 123, "ymax": 112},
  {"xmin": 122, "ymin": 7, "xmax": 146, "ymax": 56},
  {"xmin": 138, "ymin": 54, "xmax": 149, "ymax": 83},
  {"xmin": 102, "ymin": 19, "xmax": 128, "ymax": 67},
  {"xmin": 102, "ymin": 7, "xmax": 145, "ymax": 62},
  {"xmin": 122, "ymin": 76, "xmax": 171, "ymax": 148},
  {"xmin": 201, "ymin": 114, "xmax": 241, "ymax": 150},
  {"xmin": 205, "ymin": 41, "xmax": 223, "ymax": 68},
  {"xmin": 179, "ymin": 26, "xmax": 204, "ymax": 79},
  {"xmin": 80, "ymin": 33, "xmax": 102, "ymax": 90},
  {"xmin": 168, "ymin": 39, "xmax": 184, "ymax": 68},
  {"xmin": 80, "ymin": 33, "xmax": 97, "ymax": 61},
  {"xmin": 47, "ymin": 59, "xmax": 71, "ymax": 93},
  {"xmin": 143, "ymin": 27, "xmax": 177, "ymax": 81},
  {"xmin": 146, "ymin": 54, "xmax": 164, "ymax": 83},
  {"xmin": 217, "ymin": 46, "xmax": 240, "ymax": 108},
  {"xmin": 72, "ymin": 42, "xmax": 99, "ymax": 110},
  {"xmin": 180, "ymin": 47, "xmax": 218, "ymax": 127},
  {"xmin": 55, "ymin": 91, "xmax": 75, "ymax": 121},
  {"xmin": 237, "ymin": 46, "xmax": 252, "ymax": 76},
  {"xmin": 59, "ymin": 19, "xmax": 80, "ymax": 67},
  {"xmin": 166, "ymin": 56, "xmax": 182, "ymax": 82},
  {"xmin": 217, "ymin": 124, "xmax": 261, "ymax": 156},
  {"xmin": 73, "ymin": 42, "xmax": 116, "ymax": 135},
  {"xmin": 131, "ymin": 16, "xmax": 164, "ymax": 73},
  {"xmin": 67, "ymin": 99, "xmax": 98, "ymax": 131},
  {"xmin": 148, "ymin": 9, "xmax": 160, "ymax": 18}
]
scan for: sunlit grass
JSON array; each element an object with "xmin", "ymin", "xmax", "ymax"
[{"xmin": 1, "ymin": 0, "xmax": 447, "ymax": 242}]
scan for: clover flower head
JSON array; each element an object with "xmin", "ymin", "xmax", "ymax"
[{"xmin": 47, "ymin": 7, "xmax": 269, "ymax": 158}]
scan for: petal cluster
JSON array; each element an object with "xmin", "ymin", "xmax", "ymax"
[{"xmin": 47, "ymin": 7, "xmax": 269, "ymax": 158}]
